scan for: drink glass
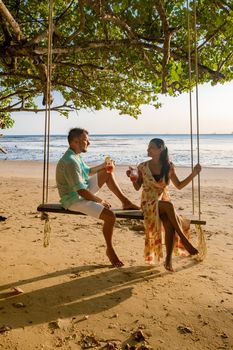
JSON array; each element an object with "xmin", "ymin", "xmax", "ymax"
[
  {"xmin": 130, "ymin": 167, "xmax": 138, "ymax": 182},
  {"xmin": 105, "ymin": 156, "xmax": 114, "ymax": 173}
]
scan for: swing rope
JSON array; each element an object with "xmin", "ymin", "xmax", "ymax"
[
  {"xmin": 41, "ymin": 0, "xmax": 53, "ymax": 247},
  {"xmin": 186, "ymin": 0, "xmax": 206, "ymax": 261},
  {"xmin": 187, "ymin": 0, "xmax": 201, "ymax": 220},
  {"xmin": 193, "ymin": 0, "xmax": 201, "ymax": 221},
  {"xmin": 186, "ymin": 0, "xmax": 195, "ymax": 215}
]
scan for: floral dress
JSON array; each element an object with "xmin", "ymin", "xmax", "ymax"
[{"xmin": 138, "ymin": 161, "xmax": 190, "ymax": 265}]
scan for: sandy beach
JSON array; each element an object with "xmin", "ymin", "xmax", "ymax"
[{"xmin": 0, "ymin": 160, "xmax": 233, "ymax": 350}]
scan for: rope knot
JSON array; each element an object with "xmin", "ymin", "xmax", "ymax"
[{"xmin": 41, "ymin": 212, "xmax": 51, "ymax": 247}]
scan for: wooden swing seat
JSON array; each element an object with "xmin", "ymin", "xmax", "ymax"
[{"xmin": 37, "ymin": 203, "xmax": 206, "ymax": 225}]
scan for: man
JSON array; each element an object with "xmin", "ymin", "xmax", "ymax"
[{"xmin": 56, "ymin": 128, "xmax": 139, "ymax": 267}]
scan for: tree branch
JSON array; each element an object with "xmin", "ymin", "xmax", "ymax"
[
  {"xmin": 0, "ymin": 12, "xmax": 12, "ymax": 43},
  {"xmin": 53, "ymin": 79, "xmax": 94, "ymax": 96},
  {"xmin": 55, "ymin": 0, "xmax": 76, "ymax": 24},
  {"xmin": 218, "ymin": 50, "xmax": 233, "ymax": 71},
  {"xmin": 2, "ymin": 36, "xmax": 225, "ymax": 82},
  {"xmin": 154, "ymin": 0, "xmax": 172, "ymax": 93},
  {"xmin": 0, "ymin": 88, "xmax": 39, "ymax": 101},
  {"xmin": 86, "ymin": 2, "xmax": 159, "ymax": 75},
  {"xmin": 197, "ymin": 21, "xmax": 227, "ymax": 52},
  {"xmin": 0, "ymin": 0, "xmax": 24, "ymax": 41},
  {"xmin": 58, "ymin": 61, "xmax": 105, "ymax": 70},
  {"xmin": 0, "ymin": 71, "xmax": 41, "ymax": 80},
  {"xmin": 65, "ymin": 0, "xmax": 86, "ymax": 44},
  {"xmin": 0, "ymin": 103, "xmax": 76, "ymax": 113}
]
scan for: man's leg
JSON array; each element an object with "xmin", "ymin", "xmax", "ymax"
[
  {"xmin": 68, "ymin": 200, "xmax": 123, "ymax": 267},
  {"xmin": 99, "ymin": 208, "xmax": 124, "ymax": 267},
  {"xmin": 97, "ymin": 169, "xmax": 139, "ymax": 209}
]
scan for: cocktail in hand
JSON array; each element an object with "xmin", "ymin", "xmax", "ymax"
[
  {"xmin": 105, "ymin": 156, "xmax": 114, "ymax": 173},
  {"xmin": 129, "ymin": 167, "xmax": 138, "ymax": 182}
]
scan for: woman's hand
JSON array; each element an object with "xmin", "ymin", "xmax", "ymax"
[
  {"xmin": 126, "ymin": 167, "xmax": 132, "ymax": 177},
  {"xmin": 193, "ymin": 163, "xmax": 201, "ymax": 176}
]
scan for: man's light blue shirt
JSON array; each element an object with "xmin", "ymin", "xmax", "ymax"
[{"xmin": 56, "ymin": 148, "xmax": 90, "ymax": 209}]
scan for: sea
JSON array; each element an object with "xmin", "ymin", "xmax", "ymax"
[{"xmin": 0, "ymin": 134, "xmax": 233, "ymax": 168}]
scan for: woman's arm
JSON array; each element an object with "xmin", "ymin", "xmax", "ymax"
[
  {"xmin": 170, "ymin": 163, "xmax": 201, "ymax": 190},
  {"xmin": 126, "ymin": 168, "xmax": 143, "ymax": 191}
]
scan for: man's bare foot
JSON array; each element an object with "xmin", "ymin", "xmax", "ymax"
[
  {"xmin": 164, "ymin": 259, "xmax": 174, "ymax": 272},
  {"xmin": 106, "ymin": 249, "xmax": 124, "ymax": 268},
  {"xmin": 122, "ymin": 200, "xmax": 140, "ymax": 210}
]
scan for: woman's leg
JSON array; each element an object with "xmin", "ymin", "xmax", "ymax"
[
  {"xmin": 158, "ymin": 201, "xmax": 198, "ymax": 255},
  {"xmin": 160, "ymin": 213, "xmax": 175, "ymax": 271}
]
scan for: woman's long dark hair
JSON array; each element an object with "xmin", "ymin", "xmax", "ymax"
[{"xmin": 150, "ymin": 138, "xmax": 170, "ymax": 184}]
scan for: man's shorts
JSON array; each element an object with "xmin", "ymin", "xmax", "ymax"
[{"xmin": 68, "ymin": 174, "xmax": 105, "ymax": 219}]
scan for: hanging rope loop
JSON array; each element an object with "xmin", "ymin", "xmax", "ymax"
[
  {"xmin": 193, "ymin": 0, "xmax": 201, "ymax": 221},
  {"xmin": 42, "ymin": 0, "xmax": 53, "ymax": 206},
  {"xmin": 41, "ymin": 212, "xmax": 51, "ymax": 247},
  {"xmin": 187, "ymin": 0, "xmax": 195, "ymax": 215},
  {"xmin": 41, "ymin": 0, "xmax": 53, "ymax": 247},
  {"xmin": 187, "ymin": 0, "xmax": 202, "ymax": 220},
  {"xmin": 194, "ymin": 224, "xmax": 207, "ymax": 261}
]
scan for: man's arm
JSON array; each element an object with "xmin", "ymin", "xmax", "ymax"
[
  {"xmin": 78, "ymin": 188, "xmax": 102, "ymax": 203},
  {"xmin": 78, "ymin": 189, "xmax": 111, "ymax": 208},
  {"xmin": 89, "ymin": 162, "xmax": 105, "ymax": 176}
]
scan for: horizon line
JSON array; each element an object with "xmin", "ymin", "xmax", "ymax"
[{"xmin": 2, "ymin": 132, "xmax": 233, "ymax": 136}]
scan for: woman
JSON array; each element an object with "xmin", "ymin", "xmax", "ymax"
[{"xmin": 127, "ymin": 138, "xmax": 201, "ymax": 271}]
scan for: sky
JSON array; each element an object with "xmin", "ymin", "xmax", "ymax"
[{"xmin": 3, "ymin": 81, "xmax": 233, "ymax": 135}]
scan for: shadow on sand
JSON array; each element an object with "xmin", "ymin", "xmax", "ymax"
[{"xmin": 0, "ymin": 259, "xmax": 199, "ymax": 330}]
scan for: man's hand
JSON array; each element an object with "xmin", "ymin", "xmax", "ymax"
[{"xmin": 100, "ymin": 199, "xmax": 111, "ymax": 208}]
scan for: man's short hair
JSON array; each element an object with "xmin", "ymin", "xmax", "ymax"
[{"xmin": 68, "ymin": 128, "xmax": 88, "ymax": 144}]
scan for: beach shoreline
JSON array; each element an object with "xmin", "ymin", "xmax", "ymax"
[
  {"xmin": 1, "ymin": 159, "xmax": 233, "ymax": 178},
  {"xmin": 1, "ymin": 133, "xmax": 233, "ymax": 168},
  {"xmin": 0, "ymin": 160, "xmax": 233, "ymax": 349}
]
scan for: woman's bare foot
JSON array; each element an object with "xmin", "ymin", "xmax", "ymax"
[
  {"xmin": 122, "ymin": 199, "xmax": 140, "ymax": 210},
  {"xmin": 187, "ymin": 246, "xmax": 199, "ymax": 255},
  {"xmin": 164, "ymin": 258, "xmax": 174, "ymax": 272},
  {"xmin": 190, "ymin": 247, "xmax": 199, "ymax": 255},
  {"xmin": 181, "ymin": 240, "xmax": 198, "ymax": 256},
  {"xmin": 106, "ymin": 248, "xmax": 124, "ymax": 268}
]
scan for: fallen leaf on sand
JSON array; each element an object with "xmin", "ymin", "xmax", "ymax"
[
  {"xmin": 177, "ymin": 325, "xmax": 193, "ymax": 334},
  {"xmin": 12, "ymin": 287, "xmax": 24, "ymax": 295},
  {"xmin": 80, "ymin": 334, "xmax": 100, "ymax": 349},
  {"xmin": 0, "ymin": 325, "xmax": 11, "ymax": 333},
  {"xmin": 12, "ymin": 302, "xmax": 26, "ymax": 308}
]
